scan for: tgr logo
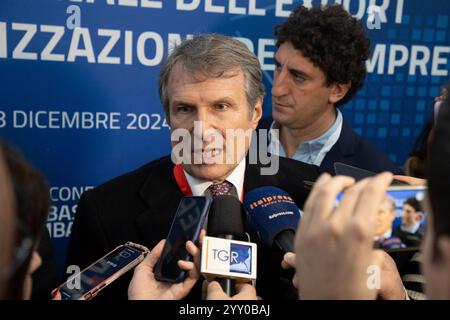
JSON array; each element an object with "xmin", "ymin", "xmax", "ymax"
[
  {"xmin": 212, "ymin": 249, "xmax": 238, "ymax": 263},
  {"xmin": 211, "ymin": 244, "xmax": 252, "ymax": 275}
]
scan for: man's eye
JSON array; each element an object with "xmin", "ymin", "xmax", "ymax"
[
  {"xmin": 177, "ymin": 105, "xmax": 192, "ymax": 113},
  {"xmin": 215, "ymin": 103, "xmax": 228, "ymax": 110},
  {"xmin": 292, "ymin": 73, "xmax": 305, "ymax": 82},
  {"xmin": 275, "ymin": 63, "xmax": 282, "ymax": 72}
]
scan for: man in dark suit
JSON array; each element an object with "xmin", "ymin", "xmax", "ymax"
[
  {"xmin": 393, "ymin": 197, "xmax": 425, "ymax": 247},
  {"xmin": 258, "ymin": 5, "xmax": 400, "ymax": 175},
  {"xmin": 66, "ymin": 34, "xmax": 319, "ymax": 300},
  {"xmin": 373, "ymin": 196, "xmax": 406, "ymax": 250}
]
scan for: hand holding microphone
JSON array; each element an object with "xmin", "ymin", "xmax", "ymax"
[
  {"xmin": 243, "ymin": 186, "xmax": 302, "ymax": 290},
  {"xmin": 281, "ymin": 252, "xmax": 299, "ymax": 289},
  {"xmin": 201, "ymin": 195, "xmax": 257, "ymax": 297},
  {"xmin": 204, "ymin": 281, "xmax": 258, "ymax": 300}
]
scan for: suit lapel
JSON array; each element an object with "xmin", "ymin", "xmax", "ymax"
[
  {"xmin": 135, "ymin": 157, "xmax": 184, "ymax": 248},
  {"xmin": 133, "ymin": 154, "xmax": 313, "ymax": 248},
  {"xmin": 244, "ymin": 155, "xmax": 284, "ymax": 193},
  {"xmin": 320, "ymin": 119, "xmax": 357, "ymax": 173}
]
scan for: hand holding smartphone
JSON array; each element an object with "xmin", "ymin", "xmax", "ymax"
[
  {"xmin": 336, "ymin": 185, "xmax": 427, "ymax": 252},
  {"xmin": 154, "ymin": 196, "xmax": 212, "ymax": 283},
  {"xmin": 53, "ymin": 242, "xmax": 149, "ymax": 300}
]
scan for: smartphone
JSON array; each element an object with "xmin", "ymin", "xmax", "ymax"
[
  {"xmin": 154, "ymin": 196, "xmax": 212, "ymax": 283},
  {"xmin": 53, "ymin": 242, "xmax": 149, "ymax": 300},
  {"xmin": 333, "ymin": 162, "xmax": 408, "ymax": 186},
  {"xmin": 336, "ymin": 185, "xmax": 427, "ymax": 252}
]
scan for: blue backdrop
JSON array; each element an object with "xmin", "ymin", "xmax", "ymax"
[{"xmin": 1, "ymin": 0, "xmax": 449, "ymax": 275}]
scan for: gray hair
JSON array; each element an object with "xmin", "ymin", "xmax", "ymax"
[
  {"xmin": 387, "ymin": 196, "xmax": 396, "ymax": 213},
  {"xmin": 158, "ymin": 34, "xmax": 265, "ymax": 123}
]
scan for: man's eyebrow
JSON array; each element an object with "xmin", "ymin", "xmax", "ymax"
[
  {"xmin": 273, "ymin": 56, "xmax": 311, "ymax": 79},
  {"xmin": 210, "ymin": 97, "xmax": 236, "ymax": 105},
  {"xmin": 288, "ymin": 68, "xmax": 311, "ymax": 80},
  {"xmin": 170, "ymin": 100, "xmax": 196, "ymax": 108}
]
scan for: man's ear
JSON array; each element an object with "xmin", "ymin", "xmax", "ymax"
[
  {"xmin": 250, "ymin": 97, "xmax": 263, "ymax": 130},
  {"xmin": 415, "ymin": 212, "xmax": 425, "ymax": 223},
  {"xmin": 329, "ymin": 82, "xmax": 351, "ymax": 104}
]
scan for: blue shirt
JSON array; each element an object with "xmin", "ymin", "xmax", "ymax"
[{"xmin": 268, "ymin": 110, "xmax": 343, "ymax": 166}]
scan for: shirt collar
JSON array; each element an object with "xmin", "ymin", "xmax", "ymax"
[
  {"xmin": 269, "ymin": 109, "xmax": 343, "ymax": 165},
  {"xmin": 374, "ymin": 229, "xmax": 393, "ymax": 241},
  {"xmin": 383, "ymin": 228, "xmax": 393, "ymax": 239},
  {"xmin": 302, "ymin": 110, "xmax": 342, "ymax": 151},
  {"xmin": 401, "ymin": 221, "xmax": 421, "ymax": 234},
  {"xmin": 268, "ymin": 121, "xmax": 286, "ymax": 157},
  {"xmin": 183, "ymin": 157, "xmax": 246, "ymax": 200}
]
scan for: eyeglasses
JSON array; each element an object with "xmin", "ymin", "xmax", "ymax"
[{"xmin": 0, "ymin": 220, "xmax": 34, "ymax": 283}]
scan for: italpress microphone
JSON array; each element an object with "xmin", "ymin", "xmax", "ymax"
[{"xmin": 243, "ymin": 186, "xmax": 301, "ymax": 253}]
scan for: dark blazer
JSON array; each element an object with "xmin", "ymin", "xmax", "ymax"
[
  {"xmin": 392, "ymin": 225, "xmax": 424, "ymax": 247},
  {"xmin": 258, "ymin": 117, "xmax": 402, "ymax": 175},
  {"xmin": 65, "ymin": 155, "xmax": 319, "ymax": 300}
]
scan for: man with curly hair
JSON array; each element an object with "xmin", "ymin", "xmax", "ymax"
[{"xmin": 260, "ymin": 5, "xmax": 400, "ymax": 175}]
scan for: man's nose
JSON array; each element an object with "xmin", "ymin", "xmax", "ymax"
[
  {"xmin": 194, "ymin": 109, "xmax": 216, "ymax": 132},
  {"xmin": 193, "ymin": 111, "xmax": 219, "ymax": 143},
  {"xmin": 272, "ymin": 68, "xmax": 289, "ymax": 97}
]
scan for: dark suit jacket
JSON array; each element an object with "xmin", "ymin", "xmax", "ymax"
[
  {"xmin": 65, "ymin": 155, "xmax": 319, "ymax": 300},
  {"xmin": 392, "ymin": 225, "xmax": 424, "ymax": 247},
  {"xmin": 258, "ymin": 117, "xmax": 402, "ymax": 175}
]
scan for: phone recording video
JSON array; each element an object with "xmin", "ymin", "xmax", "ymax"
[
  {"xmin": 55, "ymin": 242, "xmax": 148, "ymax": 300},
  {"xmin": 337, "ymin": 186, "xmax": 427, "ymax": 252},
  {"xmin": 154, "ymin": 196, "xmax": 212, "ymax": 283}
]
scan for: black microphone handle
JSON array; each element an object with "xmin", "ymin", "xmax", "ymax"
[
  {"xmin": 274, "ymin": 230, "xmax": 295, "ymax": 253},
  {"xmin": 212, "ymin": 234, "xmax": 237, "ymax": 296},
  {"xmin": 218, "ymin": 278, "xmax": 236, "ymax": 296}
]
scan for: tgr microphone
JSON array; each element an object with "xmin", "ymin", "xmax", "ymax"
[
  {"xmin": 203, "ymin": 195, "xmax": 256, "ymax": 296},
  {"xmin": 200, "ymin": 236, "xmax": 257, "ymax": 285},
  {"xmin": 243, "ymin": 186, "xmax": 301, "ymax": 253}
]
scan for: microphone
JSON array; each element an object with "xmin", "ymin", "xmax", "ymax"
[
  {"xmin": 202, "ymin": 195, "xmax": 257, "ymax": 296},
  {"xmin": 243, "ymin": 186, "xmax": 301, "ymax": 253}
]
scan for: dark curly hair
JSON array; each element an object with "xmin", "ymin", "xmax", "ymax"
[
  {"xmin": 404, "ymin": 197, "xmax": 422, "ymax": 213},
  {"xmin": 275, "ymin": 5, "xmax": 370, "ymax": 107}
]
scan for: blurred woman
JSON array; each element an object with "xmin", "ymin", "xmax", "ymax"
[
  {"xmin": 1, "ymin": 143, "xmax": 52, "ymax": 299},
  {"xmin": 0, "ymin": 149, "xmax": 16, "ymax": 298}
]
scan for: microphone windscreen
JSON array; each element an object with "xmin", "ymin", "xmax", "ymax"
[
  {"xmin": 243, "ymin": 186, "xmax": 300, "ymax": 247},
  {"xmin": 207, "ymin": 195, "xmax": 245, "ymax": 238}
]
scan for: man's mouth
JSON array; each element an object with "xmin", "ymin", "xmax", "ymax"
[
  {"xmin": 273, "ymin": 101, "xmax": 290, "ymax": 109},
  {"xmin": 193, "ymin": 148, "xmax": 224, "ymax": 163}
]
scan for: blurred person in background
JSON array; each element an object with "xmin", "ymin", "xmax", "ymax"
[
  {"xmin": 1, "ymin": 143, "xmax": 58, "ymax": 299},
  {"xmin": 0, "ymin": 148, "xmax": 15, "ymax": 298}
]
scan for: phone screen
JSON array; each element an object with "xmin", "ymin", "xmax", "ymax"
[
  {"xmin": 154, "ymin": 196, "xmax": 212, "ymax": 283},
  {"xmin": 336, "ymin": 186, "xmax": 427, "ymax": 251},
  {"xmin": 59, "ymin": 245, "xmax": 145, "ymax": 300}
]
